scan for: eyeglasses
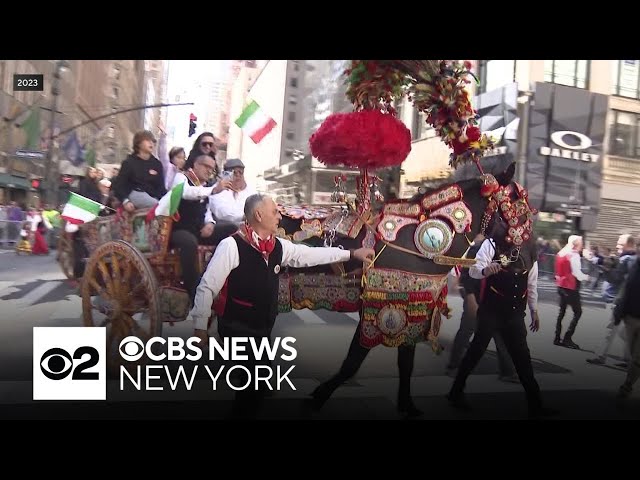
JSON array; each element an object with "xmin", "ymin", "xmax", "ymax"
[
  {"xmin": 200, "ymin": 163, "xmax": 217, "ymax": 173},
  {"xmin": 201, "ymin": 142, "xmax": 215, "ymax": 148}
]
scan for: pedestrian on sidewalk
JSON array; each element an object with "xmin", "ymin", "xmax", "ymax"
[
  {"xmin": 614, "ymin": 244, "xmax": 640, "ymax": 400},
  {"xmin": 554, "ymin": 235, "xmax": 589, "ymax": 349},
  {"xmin": 587, "ymin": 234, "xmax": 637, "ymax": 367}
]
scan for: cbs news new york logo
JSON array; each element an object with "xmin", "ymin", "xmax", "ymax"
[{"xmin": 33, "ymin": 327, "xmax": 106, "ymax": 400}]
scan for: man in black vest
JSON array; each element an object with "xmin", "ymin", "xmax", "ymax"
[
  {"xmin": 169, "ymin": 155, "xmax": 238, "ymax": 304},
  {"xmin": 445, "ymin": 188, "xmax": 558, "ymax": 419},
  {"xmin": 188, "ymin": 193, "xmax": 375, "ymax": 417}
]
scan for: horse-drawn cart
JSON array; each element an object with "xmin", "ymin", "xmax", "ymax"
[
  {"xmin": 56, "ymin": 210, "xmax": 213, "ymax": 365},
  {"xmin": 56, "ymin": 205, "xmax": 364, "ymax": 368}
]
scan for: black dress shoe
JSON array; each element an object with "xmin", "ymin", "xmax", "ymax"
[
  {"xmin": 397, "ymin": 397, "xmax": 423, "ymax": 418},
  {"xmin": 562, "ymin": 338, "xmax": 580, "ymax": 349},
  {"xmin": 446, "ymin": 392, "xmax": 472, "ymax": 411},
  {"xmin": 553, "ymin": 337, "xmax": 563, "ymax": 346}
]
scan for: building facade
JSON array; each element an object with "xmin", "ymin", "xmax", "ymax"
[
  {"xmin": 400, "ymin": 60, "xmax": 640, "ymax": 249},
  {"xmin": 0, "ymin": 60, "xmax": 147, "ymax": 207}
]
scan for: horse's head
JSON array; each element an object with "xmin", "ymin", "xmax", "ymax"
[{"xmin": 481, "ymin": 161, "xmax": 537, "ymax": 257}]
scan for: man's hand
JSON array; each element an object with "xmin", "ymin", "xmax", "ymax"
[
  {"xmin": 194, "ymin": 328, "xmax": 208, "ymax": 348},
  {"xmin": 200, "ymin": 223, "xmax": 215, "ymax": 238},
  {"xmin": 124, "ymin": 201, "xmax": 135, "ymax": 212},
  {"xmin": 529, "ymin": 310, "xmax": 540, "ymax": 332},
  {"xmin": 352, "ymin": 248, "xmax": 376, "ymax": 265},
  {"xmin": 213, "ymin": 179, "xmax": 235, "ymax": 194},
  {"xmin": 484, "ymin": 262, "xmax": 502, "ymax": 276}
]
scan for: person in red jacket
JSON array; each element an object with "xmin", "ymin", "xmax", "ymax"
[{"xmin": 554, "ymin": 235, "xmax": 589, "ymax": 349}]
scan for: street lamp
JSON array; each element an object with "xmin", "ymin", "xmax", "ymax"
[{"xmin": 45, "ymin": 60, "xmax": 70, "ymax": 207}]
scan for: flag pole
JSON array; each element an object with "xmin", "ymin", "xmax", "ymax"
[{"xmin": 45, "ymin": 61, "xmax": 66, "ymax": 208}]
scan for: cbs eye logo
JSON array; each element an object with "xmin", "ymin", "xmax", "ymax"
[
  {"xmin": 40, "ymin": 346, "xmax": 100, "ymax": 381},
  {"xmin": 33, "ymin": 327, "xmax": 106, "ymax": 401},
  {"xmin": 119, "ymin": 337, "xmax": 145, "ymax": 362}
]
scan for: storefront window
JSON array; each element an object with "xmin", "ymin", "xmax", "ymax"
[
  {"xmin": 479, "ymin": 60, "xmax": 516, "ymax": 93},
  {"xmin": 611, "ymin": 60, "xmax": 640, "ymax": 98},
  {"xmin": 609, "ymin": 110, "xmax": 640, "ymax": 158},
  {"xmin": 544, "ymin": 60, "xmax": 589, "ymax": 88}
]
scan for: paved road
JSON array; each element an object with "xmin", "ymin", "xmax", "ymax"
[{"xmin": 0, "ymin": 252, "xmax": 636, "ymax": 420}]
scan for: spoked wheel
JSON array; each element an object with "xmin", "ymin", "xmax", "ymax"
[
  {"xmin": 81, "ymin": 240, "xmax": 162, "ymax": 375},
  {"xmin": 57, "ymin": 231, "xmax": 75, "ymax": 280}
]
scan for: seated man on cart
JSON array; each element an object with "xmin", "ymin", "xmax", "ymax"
[{"xmin": 169, "ymin": 154, "xmax": 238, "ymax": 305}]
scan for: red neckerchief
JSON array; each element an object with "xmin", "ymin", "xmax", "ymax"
[
  {"xmin": 184, "ymin": 168, "xmax": 201, "ymax": 186},
  {"xmin": 242, "ymin": 224, "xmax": 276, "ymax": 259}
]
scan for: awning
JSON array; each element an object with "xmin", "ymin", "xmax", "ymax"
[{"xmin": 0, "ymin": 173, "xmax": 32, "ymax": 190}]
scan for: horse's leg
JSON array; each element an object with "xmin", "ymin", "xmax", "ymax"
[
  {"xmin": 310, "ymin": 322, "xmax": 370, "ymax": 410},
  {"xmin": 397, "ymin": 344, "xmax": 422, "ymax": 417}
]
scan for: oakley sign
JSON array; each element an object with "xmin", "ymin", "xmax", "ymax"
[{"xmin": 539, "ymin": 130, "xmax": 599, "ymax": 163}]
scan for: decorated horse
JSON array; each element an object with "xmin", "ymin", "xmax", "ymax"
[{"xmin": 267, "ymin": 61, "xmax": 541, "ymax": 416}]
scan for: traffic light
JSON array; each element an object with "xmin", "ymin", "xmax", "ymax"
[{"xmin": 189, "ymin": 113, "xmax": 197, "ymax": 137}]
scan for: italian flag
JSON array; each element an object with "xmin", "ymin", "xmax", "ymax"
[
  {"xmin": 235, "ymin": 100, "xmax": 277, "ymax": 144},
  {"xmin": 145, "ymin": 181, "xmax": 184, "ymax": 223},
  {"xmin": 61, "ymin": 192, "xmax": 102, "ymax": 225}
]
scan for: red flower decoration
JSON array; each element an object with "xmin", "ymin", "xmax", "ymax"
[
  {"xmin": 309, "ymin": 110, "xmax": 411, "ymax": 168},
  {"xmin": 450, "ymin": 138, "xmax": 469, "ymax": 155},
  {"xmin": 466, "ymin": 125, "xmax": 481, "ymax": 142}
]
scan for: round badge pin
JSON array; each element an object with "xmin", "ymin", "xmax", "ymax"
[{"xmin": 274, "ymin": 265, "xmax": 281, "ymax": 274}]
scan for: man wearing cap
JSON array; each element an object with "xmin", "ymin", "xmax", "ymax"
[{"xmin": 209, "ymin": 158, "xmax": 257, "ymax": 225}]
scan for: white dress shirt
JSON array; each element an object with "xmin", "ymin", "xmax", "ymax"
[
  {"xmin": 568, "ymin": 252, "xmax": 590, "ymax": 282},
  {"xmin": 469, "ymin": 239, "xmax": 539, "ymax": 314},
  {"xmin": 188, "ymin": 236, "xmax": 351, "ymax": 330},
  {"xmin": 172, "ymin": 172, "xmax": 216, "ymax": 225},
  {"xmin": 209, "ymin": 184, "xmax": 257, "ymax": 224}
]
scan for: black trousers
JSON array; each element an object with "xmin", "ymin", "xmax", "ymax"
[
  {"xmin": 73, "ymin": 232, "xmax": 89, "ymax": 279},
  {"xmin": 218, "ymin": 322, "xmax": 273, "ymax": 419},
  {"xmin": 556, "ymin": 287, "xmax": 582, "ymax": 339},
  {"xmin": 319, "ymin": 322, "xmax": 417, "ymax": 403},
  {"xmin": 170, "ymin": 221, "xmax": 238, "ymax": 302},
  {"xmin": 449, "ymin": 305, "xmax": 542, "ymax": 410}
]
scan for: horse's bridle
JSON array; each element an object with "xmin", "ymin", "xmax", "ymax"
[{"xmin": 479, "ymin": 180, "xmax": 537, "ymax": 266}]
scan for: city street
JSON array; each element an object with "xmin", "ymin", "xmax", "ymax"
[{"xmin": 1, "ymin": 249, "xmax": 638, "ymax": 420}]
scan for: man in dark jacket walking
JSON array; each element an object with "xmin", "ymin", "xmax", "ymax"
[{"xmin": 614, "ymin": 246, "xmax": 640, "ymax": 400}]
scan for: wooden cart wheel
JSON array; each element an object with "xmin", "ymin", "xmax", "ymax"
[
  {"xmin": 57, "ymin": 231, "xmax": 75, "ymax": 280},
  {"xmin": 81, "ymin": 240, "xmax": 162, "ymax": 373}
]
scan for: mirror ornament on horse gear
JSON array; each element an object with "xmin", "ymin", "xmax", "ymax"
[{"xmin": 414, "ymin": 219, "xmax": 454, "ymax": 259}]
